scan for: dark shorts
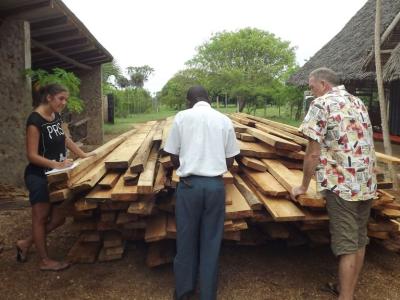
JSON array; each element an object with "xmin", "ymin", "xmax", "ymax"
[
  {"xmin": 24, "ymin": 167, "xmax": 50, "ymax": 206},
  {"xmin": 323, "ymin": 190, "xmax": 372, "ymax": 256}
]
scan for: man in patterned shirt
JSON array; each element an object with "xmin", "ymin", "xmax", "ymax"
[{"xmin": 291, "ymin": 67, "xmax": 377, "ymax": 300}]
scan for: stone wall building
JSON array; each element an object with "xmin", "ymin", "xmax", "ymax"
[{"xmin": 0, "ymin": 0, "xmax": 113, "ymax": 186}]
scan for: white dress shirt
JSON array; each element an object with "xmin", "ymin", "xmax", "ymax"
[{"xmin": 164, "ymin": 101, "xmax": 240, "ymax": 177}]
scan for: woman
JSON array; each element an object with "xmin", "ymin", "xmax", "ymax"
[{"xmin": 16, "ymin": 83, "xmax": 93, "ymax": 271}]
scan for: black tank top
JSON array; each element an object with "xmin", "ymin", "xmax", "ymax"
[{"xmin": 25, "ymin": 111, "xmax": 67, "ymax": 176}]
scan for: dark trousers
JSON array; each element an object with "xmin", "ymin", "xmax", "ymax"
[{"xmin": 174, "ymin": 176, "xmax": 225, "ymax": 300}]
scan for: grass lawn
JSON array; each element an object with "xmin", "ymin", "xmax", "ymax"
[{"xmin": 104, "ymin": 104, "xmax": 302, "ymax": 135}]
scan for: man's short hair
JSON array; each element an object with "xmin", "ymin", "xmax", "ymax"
[
  {"xmin": 187, "ymin": 85, "xmax": 209, "ymax": 103},
  {"xmin": 309, "ymin": 67, "xmax": 340, "ymax": 86}
]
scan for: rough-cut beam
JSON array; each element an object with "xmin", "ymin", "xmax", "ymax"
[
  {"xmin": 31, "ymin": 39, "xmax": 92, "ymax": 70},
  {"xmin": 381, "ymin": 11, "xmax": 400, "ymax": 44},
  {"xmin": 34, "ymin": 29, "xmax": 79, "ymax": 43},
  {"xmin": 45, "ymin": 37, "xmax": 88, "ymax": 50},
  {"xmin": 0, "ymin": 0, "xmax": 51, "ymax": 18},
  {"xmin": 30, "ymin": 15, "xmax": 68, "ymax": 30}
]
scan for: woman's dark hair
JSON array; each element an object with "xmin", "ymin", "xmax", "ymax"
[{"xmin": 32, "ymin": 83, "xmax": 69, "ymax": 108}]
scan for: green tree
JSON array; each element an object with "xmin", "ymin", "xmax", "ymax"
[
  {"xmin": 25, "ymin": 68, "xmax": 84, "ymax": 113},
  {"xmin": 126, "ymin": 65, "xmax": 154, "ymax": 88},
  {"xmin": 187, "ymin": 27, "xmax": 297, "ymax": 111},
  {"xmin": 159, "ymin": 69, "xmax": 204, "ymax": 109}
]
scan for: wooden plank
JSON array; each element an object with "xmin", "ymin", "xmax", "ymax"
[
  {"xmin": 116, "ymin": 212, "xmax": 139, "ymax": 225},
  {"xmin": 123, "ymin": 168, "xmax": 139, "ymax": 185},
  {"xmin": 153, "ymin": 164, "xmax": 166, "ymax": 193},
  {"xmin": 103, "ymin": 231, "xmax": 122, "ymax": 248},
  {"xmin": 48, "ymin": 127, "xmax": 138, "ymax": 184},
  {"xmin": 153, "ymin": 120, "xmax": 166, "ymax": 142},
  {"xmin": 100, "ymin": 211, "xmax": 116, "ymax": 223},
  {"xmin": 80, "ymin": 231, "xmax": 100, "ymax": 243},
  {"xmin": 376, "ymin": 151, "xmax": 400, "ymax": 164},
  {"xmin": 245, "ymin": 179, "xmax": 305, "ymax": 221},
  {"xmin": 229, "ymin": 114, "xmax": 256, "ymax": 127},
  {"xmin": 74, "ymin": 198, "xmax": 98, "ymax": 211},
  {"xmin": 145, "ymin": 213, "xmax": 168, "ymax": 242},
  {"xmin": 240, "ymin": 156, "xmax": 267, "ymax": 172},
  {"xmin": 233, "ymin": 174, "xmax": 263, "ymax": 210},
  {"xmin": 137, "ymin": 144, "xmax": 159, "ymax": 194},
  {"xmin": 368, "ymin": 230, "xmax": 390, "ymax": 240},
  {"xmin": 260, "ymin": 223, "xmax": 290, "ymax": 239},
  {"xmin": 171, "ymin": 170, "xmax": 179, "ymax": 188},
  {"xmin": 166, "ymin": 215, "xmax": 177, "ymax": 239},
  {"xmin": 255, "ymin": 123, "xmax": 308, "ymax": 146},
  {"xmin": 127, "ymin": 198, "xmax": 156, "ymax": 215},
  {"xmin": 160, "ymin": 117, "xmax": 174, "ymax": 152},
  {"xmin": 49, "ymin": 188, "xmax": 72, "ymax": 203},
  {"xmin": 98, "ymin": 247, "xmax": 122, "ymax": 262},
  {"xmin": 231, "ymin": 159, "xmax": 239, "ymax": 173},
  {"xmin": 225, "ymin": 184, "xmax": 253, "ymax": 220},
  {"xmin": 377, "ymin": 208, "xmax": 400, "ymax": 218},
  {"xmin": 146, "ymin": 240, "xmax": 175, "ymax": 268},
  {"xmin": 240, "ymin": 133, "xmax": 256, "ymax": 142},
  {"xmin": 99, "ymin": 202, "xmax": 130, "ymax": 211},
  {"xmin": 223, "ymin": 231, "xmax": 241, "ymax": 241},
  {"xmin": 111, "ymin": 175, "xmax": 139, "ymax": 202},
  {"xmin": 98, "ymin": 172, "xmax": 121, "ymax": 189},
  {"xmin": 130, "ymin": 123, "xmax": 158, "ymax": 172},
  {"xmin": 69, "ymin": 155, "xmax": 109, "ymax": 192},
  {"xmin": 368, "ymin": 220, "xmax": 398, "ymax": 232},
  {"xmin": 280, "ymin": 159, "xmax": 304, "ymax": 170},
  {"xmin": 246, "ymin": 127, "xmax": 302, "ymax": 152},
  {"xmin": 262, "ymin": 160, "xmax": 325, "ymax": 208},
  {"xmin": 238, "ymin": 140, "xmax": 278, "ymax": 158},
  {"xmin": 232, "ymin": 121, "xmax": 248, "ymax": 133},
  {"xmin": 276, "ymin": 149, "xmax": 305, "ymax": 160},
  {"xmin": 159, "ymin": 155, "xmax": 173, "ymax": 169},
  {"xmin": 237, "ymin": 113, "xmax": 301, "ymax": 136},
  {"xmin": 242, "ymin": 168, "xmax": 287, "ymax": 197},
  {"xmin": 223, "ymin": 171, "xmax": 234, "ymax": 184},
  {"xmin": 85, "ymin": 185, "xmax": 112, "ymax": 202},
  {"xmin": 105, "ymin": 124, "xmax": 154, "ymax": 169}
]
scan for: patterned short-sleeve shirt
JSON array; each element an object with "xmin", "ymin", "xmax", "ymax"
[{"xmin": 299, "ymin": 85, "xmax": 377, "ymax": 201}]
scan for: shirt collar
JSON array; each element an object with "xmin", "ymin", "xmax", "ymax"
[
  {"xmin": 331, "ymin": 85, "xmax": 346, "ymax": 93},
  {"xmin": 193, "ymin": 101, "xmax": 211, "ymax": 108}
]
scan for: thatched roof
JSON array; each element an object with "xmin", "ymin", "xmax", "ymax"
[
  {"xmin": 289, "ymin": 0, "xmax": 400, "ymax": 86},
  {"xmin": 384, "ymin": 43, "xmax": 400, "ymax": 82}
]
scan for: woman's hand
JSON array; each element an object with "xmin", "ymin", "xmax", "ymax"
[
  {"xmin": 82, "ymin": 151, "xmax": 96, "ymax": 158},
  {"xmin": 52, "ymin": 159, "xmax": 73, "ymax": 169}
]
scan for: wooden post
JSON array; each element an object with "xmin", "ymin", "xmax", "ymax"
[{"xmin": 375, "ymin": 0, "xmax": 398, "ymax": 189}]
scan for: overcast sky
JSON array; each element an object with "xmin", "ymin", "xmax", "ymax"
[{"xmin": 63, "ymin": 0, "xmax": 368, "ymax": 93}]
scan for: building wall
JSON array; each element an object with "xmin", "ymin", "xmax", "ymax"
[
  {"xmin": 0, "ymin": 19, "xmax": 32, "ymax": 186},
  {"xmin": 76, "ymin": 65, "xmax": 103, "ymax": 145}
]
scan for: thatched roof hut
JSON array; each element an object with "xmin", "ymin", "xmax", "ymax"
[{"xmin": 289, "ymin": 0, "xmax": 400, "ymax": 87}]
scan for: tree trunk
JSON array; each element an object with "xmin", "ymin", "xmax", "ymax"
[
  {"xmin": 216, "ymin": 95, "xmax": 220, "ymax": 109},
  {"xmin": 238, "ymin": 97, "xmax": 246, "ymax": 112},
  {"xmin": 225, "ymin": 93, "xmax": 228, "ymax": 108},
  {"xmin": 375, "ymin": 0, "xmax": 397, "ymax": 189}
]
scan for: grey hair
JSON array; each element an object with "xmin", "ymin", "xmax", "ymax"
[{"xmin": 309, "ymin": 67, "xmax": 340, "ymax": 86}]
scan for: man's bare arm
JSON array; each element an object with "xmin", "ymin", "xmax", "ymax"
[
  {"xmin": 226, "ymin": 157, "xmax": 235, "ymax": 170},
  {"xmin": 170, "ymin": 154, "xmax": 180, "ymax": 169}
]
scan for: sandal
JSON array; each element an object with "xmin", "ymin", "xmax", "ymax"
[
  {"xmin": 16, "ymin": 244, "xmax": 28, "ymax": 263},
  {"xmin": 321, "ymin": 282, "xmax": 339, "ymax": 297},
  {"xmin": 40, "ymin": 261, "xmax": 70, "ymax": 272}
]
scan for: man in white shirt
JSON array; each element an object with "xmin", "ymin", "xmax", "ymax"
[{"xmin": 164, "ymin": 85, "xmax": 239, "ymax": 300}]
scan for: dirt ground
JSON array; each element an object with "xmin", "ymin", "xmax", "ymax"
[
  {"xmin": 1, "ymin": 202, "xmax": 400, "ymax": 300},
  {"xmin": 1, "ymin": 137, "xmax": 399, "ymax": 299}
]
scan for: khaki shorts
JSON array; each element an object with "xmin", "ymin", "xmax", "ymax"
[{"xmin": 323, "ymin": 190, "xmax": 372, "ymax": 256}]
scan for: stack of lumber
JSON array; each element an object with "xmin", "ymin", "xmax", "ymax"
[{"xmin": 47, "ymin": 113, "xmax": 400, "ymax": 267}]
